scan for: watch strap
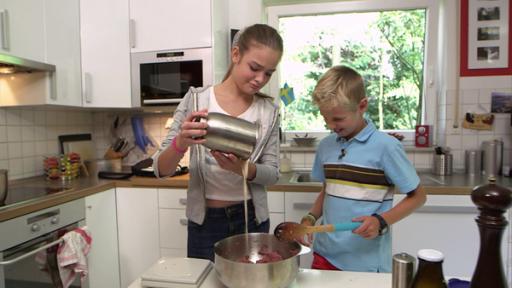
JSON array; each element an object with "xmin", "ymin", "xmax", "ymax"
[{"xmin": 371, "ymin": 213, "xmax": 388, "ymax": 235}]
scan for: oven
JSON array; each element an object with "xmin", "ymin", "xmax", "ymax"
[
  {"xmin": 0, "ymin": 198, "xmax": 86, "ymax": 288},
  {"xmin": 131, "ymin": 47, "xmax": 213, "ymax": 107}
]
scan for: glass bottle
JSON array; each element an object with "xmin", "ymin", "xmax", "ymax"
[{"xmin": 411, "ymin": 249, "xmax": 448, "ymax": 288}]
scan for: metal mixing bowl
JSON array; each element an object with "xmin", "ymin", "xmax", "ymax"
[{"xmin": 214, "ymin": 233, "xmax": 301, "ymax": 288}]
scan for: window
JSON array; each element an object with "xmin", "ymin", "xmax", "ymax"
[{"xmin": 267, "ymin": 0, "xmax": 439, "ymax": 141}]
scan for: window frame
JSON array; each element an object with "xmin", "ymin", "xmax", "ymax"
[{"xmin": 266, "ymin": 0, "xmax": 439, "ymax": 145}]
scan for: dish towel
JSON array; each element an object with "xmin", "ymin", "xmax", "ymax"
[{"xmin": 57, "ymin": 227, "xmax": 92, "ymax": 288}]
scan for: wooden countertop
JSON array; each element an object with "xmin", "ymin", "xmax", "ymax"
[{"xmin": 1, "ymin": 171, "xmax": 510, "ymax": 222}]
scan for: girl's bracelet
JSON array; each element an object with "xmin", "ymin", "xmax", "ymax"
[
  {"xmin": 171, "ymin": 137, "xmax": 188, "ymax": 155},
  {"xmin": 302, "ymin": 213, "xmax": 317, "ymax": 225}
]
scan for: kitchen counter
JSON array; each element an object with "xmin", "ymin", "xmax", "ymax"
[
  {"xmin": 128, "ymin": 267, "xmax": 391, "ymax": 288},
  {"xmin": 1, "ymin": 170, "xmax": 510, "ymax": 222}
]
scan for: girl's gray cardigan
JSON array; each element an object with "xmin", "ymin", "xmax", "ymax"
[{"xmin": 152, "ymin": 86, "xmax": 280, "ymax": 225}]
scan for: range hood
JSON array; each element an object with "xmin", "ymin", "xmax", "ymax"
[{"xmin": 0, "ymin": 53, "xmax": 56, "ymax": 74}]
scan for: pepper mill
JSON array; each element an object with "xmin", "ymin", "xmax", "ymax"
[{"xmin": 470, "ymin": 176, "xmax": 512, "ymax": 288}]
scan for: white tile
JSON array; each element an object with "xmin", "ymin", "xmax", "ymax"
[
  {"xmin": 92, "ymin": 112, "xmax": 106, "ymax": 125},
  {"xmin": 461, "ymin": 135, "xmax": 479, "ymax": 151},
  {"xmin": 5, "ymin": 110, "xmax": 21, "ymax": 126},
  {"xmin": 0, "ymin": 160, "xmax": 8, "ymax": 170},
  {"xmin": 22, "ymin": 157, "xmax": 36, "ymax": 174},
  {"xmin": 35, "ymin": 141, "xmax": 48, "ymax": 156},
  {"xmin": 462, "ymin": 89, "xmax": 479, "ymax": 104},
  {"xmin": 0, "ymin": 143, "xmax": 7, "ymax": 160},
  {"xmin": 451, "ymin": 149, "xmax": 464, "ymax": 170},
  {"xmin": 0, "ymin": 109, "xmax": 6, "ymax": 125},
  {"xmin": 8, "ymin": 158, "xmax": 23, "ymax": 176},
  {"xmin": 55, "ymin": 111, "xmax": 67, "ymax": 126},
  {"xmin": 66, "ymin": 111, "xmax": 80, "ymax": 126},
  {"xmin": 0, "ymin": 126, "xmax": 6, "ymax": 143},
  {"xmin": 304, "ymin": 152, "xmax": 315, "ymax": 167},
  {"xmin": 46, "ymin": 110, "xmax": 58, "ymax": 125},
  {"xmin": 479, "ymin": 89, "xmax": 493, "ymax": 104},
  {"xmin": 34, "ymin": 110, "xmax": 46, "ymax": 125},
  {"xmin": 8, "ymin": 142, "xmax": 22, "ymax": 158},
  {"xmin": 34, "ymin": 126, "xmax": 46, "ymax": 141},
  {"xmin": 414, "ymin": 153, "xmax": 432, "ymax": 169},
  {"xmin": 46, "ymin": 126, "xmax": 59, "ymax": 141},
  {"xmin": 7, "ymin": 126, "xmax": 21, "ymax": 142},
  {"xmin": 494, "ymin": 117, "xmax": 510, "ymax": 134},
  {"xmin": 22, "ymin": 142, "xmax": 36, "ymax": 157},
  {"xmin": 446, "ymin": 135, "xmax": 462, "ymax": 150},
  {"xmin": 445, "ymin": 89, "xmax": 456, "ymax": 105},
  {"xmin": 406, "ymin": 152, "xmax": 415, "ymax": 163},
  {"xmin": 22, "ymin": 126, "xmax": 35, "ymax": 141},
  {"xmin": 47, "ymin": 140, "xmax": 59, "ymax": 155},
  {"xmin": 20, "ymin": 109, "xmax": 34, "ymax": 126}
]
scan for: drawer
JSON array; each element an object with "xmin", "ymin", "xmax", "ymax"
[
  {"xmin": 158, "ymin": 188, "xmax": 187, "ymax": 209},
  {"xmin": 159, "ymin": 208, "xmax": 188, "ymax": 249},
  {"xmin": 268, "ymin": 192, "xmax": 284, "ymax": 213},
  {"xmin": 284, "ymin": 192, "xmax": 319, "ymax": 222}
]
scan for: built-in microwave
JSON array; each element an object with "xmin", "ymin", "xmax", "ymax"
[{"xmin": 131, "ymin": 47, "xmax": 212, "ymax": 107}]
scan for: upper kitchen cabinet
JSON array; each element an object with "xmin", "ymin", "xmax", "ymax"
[
  {"xmin": 80, "ymin": 0, "xmax": 132, "ymax": 108},
  {"xmin": 0, "ymin": 0, "xmax": 46, "ymax": 62},
  {"xmin": 44, "ymin": 0, "xmax": 82, "ymax": 107},
  {"xmin": 129, "ymin": 0, "xmax": 212, "ymax": 52}
]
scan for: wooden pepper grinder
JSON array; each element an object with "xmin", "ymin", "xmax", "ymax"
[{"xmin": 470, "ymin": 176, "xmax": 512, "ymax": 288}]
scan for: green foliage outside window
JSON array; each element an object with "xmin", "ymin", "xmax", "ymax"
[{"xmin": 279, "ymin": 10, "xmax": 426, "ymax": 131}]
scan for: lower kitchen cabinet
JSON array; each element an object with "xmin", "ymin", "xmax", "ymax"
[
  {"xmin": 85, "ymin": 189, "xmax": 121, "ymax": 288},
  {"xmin": 268, "ymin": 192, "xmax": 285, "ymax": 233},
  {"xmin": 116, "ymin": 187, "xmax": 160, "ymax": 288},
  {"xmin": 158, "ymin": 188, "xmax": 188, "ymax": 257},
  {"xmin": 284, "ymin": 191, "xmax": 319, "ymax": 268},
  {"xmin": 392, "ymin": 194, "xmax": 511, "ymax": 280}
]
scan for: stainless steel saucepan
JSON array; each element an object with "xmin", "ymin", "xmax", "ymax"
[{"xmin": 214, "ymin": 233, "xmax": 309, "ymax": 288}]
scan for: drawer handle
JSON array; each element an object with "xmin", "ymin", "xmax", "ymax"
[
  {"xmin": 179, "ymin": 219, "xmax": 188, "ymax": 226},
  {"xmin": 179, "ymin": 198, "xmax": 187, "ymax": 206},
  {"xmin": 293, "ymin": 203, "xmax": 313, "ymax": 210}
]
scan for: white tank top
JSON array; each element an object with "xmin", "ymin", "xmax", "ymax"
[{"xmin": 204, "ymin": 87, "xmax": 258, "ymax": 201}]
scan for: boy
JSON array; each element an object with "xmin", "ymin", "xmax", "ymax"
[{"xmin": 302, "ymin": 65, "xmax": 426, "ymax": 272}]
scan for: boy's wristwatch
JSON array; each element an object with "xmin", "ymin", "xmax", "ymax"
[{"xmin": 372, "ymin": 213, "xmax": 389, "ymax": 235}]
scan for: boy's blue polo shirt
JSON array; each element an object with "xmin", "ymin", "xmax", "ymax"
[{"xmin": 311, "ymin": 119, "xmax": 420, "ymax": 272}]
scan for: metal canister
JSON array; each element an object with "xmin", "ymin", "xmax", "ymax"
[
  {"xmin": 482, "ymin": 140, "xmax": 503, "ymax": 177},
  {"xmin": 465, "ymin": 150, "xmax": 482, "ymax": 176},
  {"xmin": 392, "ymin": 252, "xmax": 416, "ymax": 288}
]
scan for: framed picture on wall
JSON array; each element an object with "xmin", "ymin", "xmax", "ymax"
[{"xmin": 460, "ymin": 0, "xmax": 512, "ymax": 76}]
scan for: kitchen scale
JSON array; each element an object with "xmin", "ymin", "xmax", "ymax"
[{"xmin": 140, "ymin": 257, "xmax": 213, "ymax": 288}]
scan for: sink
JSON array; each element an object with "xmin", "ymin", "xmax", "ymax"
[{"xmin": 289, "ymin": 172, "xmax": 321, "ymax": 184}]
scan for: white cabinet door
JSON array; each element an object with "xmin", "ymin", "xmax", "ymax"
[
  {"xmin": 80, "ymin": 0, "xmax": 132, "ymax": 108},
  {"xmin": 158, "ymin": 188, "xmax": 188, "ymax": 256},
  {"xmin": 44, "ymin": 0, "xmax": 82, "ymax": 106},
  {"xmin": 392, "ymin": 194, "xmax": 510, "ymax": 279},
  {"xmin": 117, "ymin": 188, "xmax": 160, "ymax": 288},
  {"xmin": 0, "ymin": 0, "xmax": 45, "ymax": 61},
  {"xmin": 284, "ymin": 192, "xmax": 319, "ymax": 268},
  {"xmin": 85, "ymin": 189, "xmax": 121, "ymax": 288},
  {"xmin": 129, "ymin": 0, "xmax": 212, "ymax": 52}
]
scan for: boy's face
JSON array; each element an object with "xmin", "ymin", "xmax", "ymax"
[{"xmin": 320, "ymin": 98, "xmax": 368, "ymax": 139}]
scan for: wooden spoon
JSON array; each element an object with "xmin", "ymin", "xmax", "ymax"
[{"xmin": 274, "ymin": 221, "xmax": 361, "ymax": 241}]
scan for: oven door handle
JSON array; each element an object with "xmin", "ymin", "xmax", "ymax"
[{"xmin": 0, "ymin": 238, "xmax": 63, "ymax": 266}]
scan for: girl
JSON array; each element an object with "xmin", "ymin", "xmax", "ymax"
[{"xmin": 152, "ymin": 24, "xmax": 283, "ymax": 261}]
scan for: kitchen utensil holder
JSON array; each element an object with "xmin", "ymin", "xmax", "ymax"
[{"xmin": 433, "ymin": 154, "xmax": 453, "ymax": 176}]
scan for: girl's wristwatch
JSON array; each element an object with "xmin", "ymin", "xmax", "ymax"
[{"xmin": 371, "ymin": 213, "xmax": 389, "ymax": 235}]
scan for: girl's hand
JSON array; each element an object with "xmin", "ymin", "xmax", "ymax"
[
  {"xmin": 210, "ymin": 151, "xmax": 245, "ymax": 175},
  {"xmin": 175, "ymin": 109, "xmax": 208, "ymax": 148},
  {"xmin": 352, "ymin": 215, "xmax": 380, "ymax": 239}
]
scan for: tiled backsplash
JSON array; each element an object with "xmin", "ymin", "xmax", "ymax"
[
  {"xmin": 3, "ymin": 84, "xmax": 512, "ymax": 180},
  {"xmin": 0, "ymin": 107, "xmax": 94, "ymax": 179}
]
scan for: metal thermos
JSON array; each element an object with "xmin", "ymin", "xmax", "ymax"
[
  {"xmin": 200, "ymin": 112, "xmax": 259, "ymax": 160},
  {"xmin": 465, "ymin": 150, "xmax": 482, "ymax": 176},
  {"xmin": 0, "ymin": 169, "xmax": 7, "ymax": 206},
  {"xmin": 392, "ymin": 253, "xmax": 416, "ymax": 288},
  {"xmin": 482, "ymin": 140, "xmax": 503, "ymax": 177}
]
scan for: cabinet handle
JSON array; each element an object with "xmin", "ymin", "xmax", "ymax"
[
  {"xmin": 83, "ymin": 72, "xmax": 92, "ymax": 103},
  {"xmin": 179, "ymin": 219, "xmax": 188, "ymax": 226},
  {"xmin": 293, "ymin": 202, "xmax": 313, "ymax": 210},
  {"xmin": 86, "ymin": 205, "xmax": 92, "ymax": 210},
  {"xmin": 129, "ymin": 19, "xmax": 136, "ymax": 48},
  {"xmin": 0, "ymin": 10, "xmax": 9, "ymax": 50},
  {"xmin": 178, "ymin": 198, "xmax": 187, "ymax": 206}
]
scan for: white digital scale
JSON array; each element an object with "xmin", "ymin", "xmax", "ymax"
[{"xmin": 140, "ymin": 257, "xmax": 213, "ymax": 288}]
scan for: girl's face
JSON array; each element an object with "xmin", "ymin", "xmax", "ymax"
[
  {"xmin": 319, "ymin": 99, "xmax": 368, "ymax": 139},
  {"xmin": 231, "ymin": 43, "xmax": 281, "ymax": 95}
]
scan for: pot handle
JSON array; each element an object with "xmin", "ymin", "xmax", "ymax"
[{"xmin": 298, "ymin": 244, "xmax": 312, "ymax": 256}]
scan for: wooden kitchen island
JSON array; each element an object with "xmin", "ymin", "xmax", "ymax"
[{"xmin": 128, "ymin": 266, "xmax": 392, "ymax": 288}]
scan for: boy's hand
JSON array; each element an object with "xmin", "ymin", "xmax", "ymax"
[
  {"xmin": 299, "ymin": 218, "xmax": 315, "ymax": 247},
  {"xmin": 352, "ymin": 216, "xmax": 380, "ymax": 239}
]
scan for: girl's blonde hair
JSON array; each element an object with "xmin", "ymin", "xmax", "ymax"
[
  {"xmin": 223, "ymin": 24, "xmax": 283, "ymax": 82},
  {"xmin": 312, "ymin": 65, "xmax": 366, "ymax": 111}
]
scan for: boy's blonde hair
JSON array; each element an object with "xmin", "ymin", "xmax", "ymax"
[{"xmin": 312, "ymin": 65, "xmax": 366, "ymax": 111}]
